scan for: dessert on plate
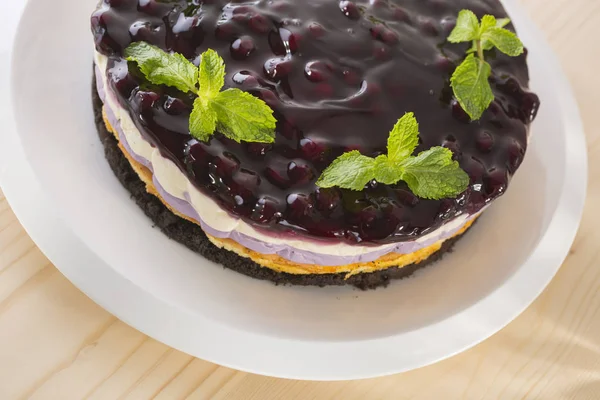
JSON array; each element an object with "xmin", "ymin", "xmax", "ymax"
[{"xmin": 91, "ymin": 0, "xmax": 539, "ymax": 289}]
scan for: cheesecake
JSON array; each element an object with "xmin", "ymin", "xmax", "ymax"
[{"xmin": 91, "ymin": 0, "xmax": 539, "ymax": 289}]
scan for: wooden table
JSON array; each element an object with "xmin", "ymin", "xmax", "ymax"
[{"xmin": 1, "ymin": 0, "xmax": 598, "ymax": 398}]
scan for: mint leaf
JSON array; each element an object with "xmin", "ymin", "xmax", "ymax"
[
  {"xmin": 189, "ymin": 98, "xmax": 217, "ymax": 142},
  {"xmin": 450, "ymin": 53, "xmax": 493, "ymax": 120},
  {"xmin": 478, "ymin": 15, "xmax": 523, "ymax": 57},
  {"xmin": 316, "ymin": 115, "xmax": 470, "ymax": 199},
  {"xmin": 212, "ymin": 89, "xmax": 277, "ymax": 143},
  {"xmin": 483, "ymin": 28, "xmax": 524, "ymax": 57},
  {"xmin": 469, "ymin": 17, "xmax": 512, "ymax": 52},
  {"xmin": 448, "ymin": 10, "xmax": 480, "ymax": 43},
  {"xmin": 496, "ymin": 18, "xmax": 511, "ymax": 29},
  {"xmin": 479, "ymin": 15, "xmax": 497, "ymax": 35},
  {"xmin": 125, "ymin": 42, "xmax": 198, "ymax": 94},
  {"xmin": 198, "ymin": 49, "xmax": 226, "ymax": 99},
  {"xmin": 373, "ymin": 155, "xmax": 400, "ymax": 185},
  {"xmin": 315, "ymin": 151, "xmax": 376, "ymax": 191},
  {"xmin": 399, "ymin": 147, "xmax": 469, "ymax": 200},
  {"xmin": 387, "ymin": 112, "xmax": 419, "ymax": 162}
]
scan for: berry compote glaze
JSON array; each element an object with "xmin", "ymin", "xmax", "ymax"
[{"xmin": 92, "ymin": 0, "xmax": 540, "ymax": 245}]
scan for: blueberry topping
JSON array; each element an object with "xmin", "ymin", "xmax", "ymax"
[{"xmin": 94, "ymin": 0, "xmax": 539, "ymax": 244}]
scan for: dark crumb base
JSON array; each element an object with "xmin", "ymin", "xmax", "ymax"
[{"xmin": 93, "ymin": 82, "xmax": 472, "ymax": 290}]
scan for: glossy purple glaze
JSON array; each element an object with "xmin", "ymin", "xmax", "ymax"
[{"xmin": 91, "ymin": 0, "xmax": 539, "ymax": 244}]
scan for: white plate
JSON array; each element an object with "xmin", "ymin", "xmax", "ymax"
[{"xmin": 0, "ymin": 0, "xmax": 587, "ymax": 380}]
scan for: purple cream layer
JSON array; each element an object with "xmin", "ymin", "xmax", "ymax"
[{"xmin": 96, "ymin": 65, "xmax": 476, "ymax": 267}]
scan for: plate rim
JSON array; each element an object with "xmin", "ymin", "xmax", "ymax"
[{"xmin": 0, "ymin": 0, "xmax": 588, "ymax": 380}]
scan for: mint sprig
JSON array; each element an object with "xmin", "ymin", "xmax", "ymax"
[
  {"xmin": 448, "ymin": 10, "xmax": 524, "ymax": 120},
  {"xmin": 125, "ymin": 42, "xmax": 276, "ymax": 143},
  {"xmin": 316, "ymin": 113, "xmax": 469, "ymax": 200}
]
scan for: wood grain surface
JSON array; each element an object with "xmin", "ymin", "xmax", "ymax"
[{"xmin": 1, "ymin": 0, "xmax": 599, "ymax": 398}]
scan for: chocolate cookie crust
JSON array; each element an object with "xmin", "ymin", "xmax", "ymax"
[{"xmin": 93, "ymin": 83, "xmax": 473, "ymax": 289}]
